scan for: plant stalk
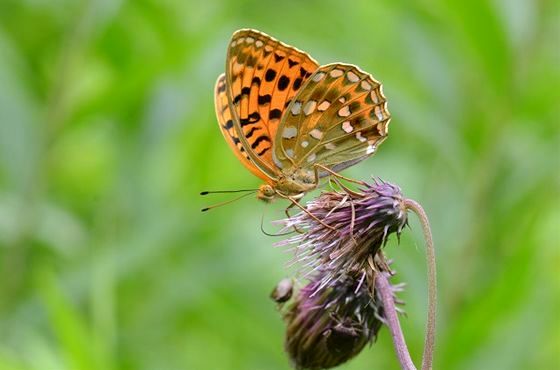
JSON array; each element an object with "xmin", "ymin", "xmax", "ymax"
[
  {"xmin": 404, "ymin": 198, "xmax": 437, "ymax": 370},
  {"xmin": 375, "ymin": 272, "xmax": 417, "ymax": 370}
]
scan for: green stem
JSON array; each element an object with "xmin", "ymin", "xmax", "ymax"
[{"xmin": 404, "ymin": 199, "xmax": 437, "ymax": 370}]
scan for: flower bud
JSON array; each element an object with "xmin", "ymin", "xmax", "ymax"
[
  {"xmin": 271, "ymin": 278, "xmax": 294, "ymax": 304},
  {"xmin": 278, "ymin": 266, "xmax": 398, "ymax": 370}
]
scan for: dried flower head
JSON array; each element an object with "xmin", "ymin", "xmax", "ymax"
[
  {"xmin": 277, "ymin": 180, "xmax": 407, "ymax": 293},
  {"xmin": 274, "ymin": 261, "xmax": 401, "ymax": 370}
]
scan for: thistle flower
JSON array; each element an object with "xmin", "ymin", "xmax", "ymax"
[
  {"xmin": 277, "ymin": 180, "xmax": 407, "ymax": 294},
  {"xmin": 273, "ymin": 260, "xmax": 402, "ymax": 370},
  {"xmin": 274, "ymin": 179, "xmax": 437, "ymax": 370}
]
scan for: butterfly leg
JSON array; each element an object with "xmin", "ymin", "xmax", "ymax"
[
  {"xmin": 314, "ymin": 164, "xmax": 367, "ymax": 185},
  {"xmin": 285, "ymin": 201, "xmax": 305, "ymax": 234},
  {"xmin": 278, "ymin": 193, "xmax": 337, "ymax": 232},
  {"xmin": 312, "ymin": 164, "xmax": 365, "ymax": 198},
  {"xmin": 329, "ymin": 175, "xmax": 359, "ymax": 243}
]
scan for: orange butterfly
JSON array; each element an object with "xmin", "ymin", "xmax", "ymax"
[{"xmin": 214, "ymin": 29, "xmax": 390, "ymax": 205}]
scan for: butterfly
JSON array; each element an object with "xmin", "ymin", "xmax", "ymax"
[{"xmin": 214, "ymin": 29, "xmax": 390, "ymax": 205}]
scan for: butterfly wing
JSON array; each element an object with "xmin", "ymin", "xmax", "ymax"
[
  {"xmin": 214, "ymin": 74, "xmax": 271, "ymax": 182},
  {"xmin": 225, "ymin": 29, "xmax": 320, "ymax": 180},
  {"xmin": 274, "ymin": 63, "xmax": 390, "ymax": 176}
]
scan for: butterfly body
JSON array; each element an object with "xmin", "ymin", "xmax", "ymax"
[
  {"xmin": 215, "ymin": 29, "xmax": 391, "ymax": 203},
  {"xmin": 255, "ymin": 168, "xmax": 315, "ymax": 203}
]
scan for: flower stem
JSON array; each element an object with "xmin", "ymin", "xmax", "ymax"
[
  {"xmin": 375, "ymin": 272, "xmax": 417, "ymax": 370},
  {"xmin": 404, "ymin": 199, "xmax": 437, "ymax": 370}
]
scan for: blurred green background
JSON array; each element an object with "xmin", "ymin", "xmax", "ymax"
[{"xmin": 0, "ymin": 0, "xmax": 558, "ymax": 369}]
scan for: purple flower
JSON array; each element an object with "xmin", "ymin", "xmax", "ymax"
[
  {"xmin": 273, "ymin": 262, "xmax": 401, "ymax": 370},
  {"xmin": 277, "ymin": 180, "xmax": 407, "ymax": 294},
  {"xmin": 272, "ymin": 179, "xmax": 437, "ymax": 370}
]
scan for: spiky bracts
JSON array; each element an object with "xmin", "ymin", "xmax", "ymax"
[
  {"xmin": 273, "ymin": 261, "xmax": 403, "ymax": 370},
  {"xmin": 270, "ymin": 180, "xmax": 413, "ymax": 369},
  {"xmin": 277, "ymin": 180, "xmax": 407, "ymax": 294}
]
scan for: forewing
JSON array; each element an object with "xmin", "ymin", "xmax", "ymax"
[
  {"xmin": 214, "ymin": 74, "xmax": 270, "ymax": 182},
  {"xmin": 275, "ymin": 63, "xmax": 390, "ymax": 175},
  {"xmin": 225, "ymin": 29, "xmax": 320, "ymax": 177}
]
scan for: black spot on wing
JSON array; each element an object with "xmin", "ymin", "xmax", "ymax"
[
  {"xmin": 252, "ymin": 77, "xmax": 261, "ymax": 85},
  {"xmin": 265, "ymin": 69, "xmax": 277, "ymax": 82},
  {"xmin": 224, "ymin": 119, "xmax": 233, "ymax": 129},
  {"xmin": 274, "ymin": 53, "xmax": 285, "ymax": 62},
  {"xmin": 240, "ymin": 112, "xmax": 261, "ymax": 126},
  {"xmin": 288, "ymin": 59, "xmax": 298, "ymax": 68},
  {"xmin": 258, "ymin": 94, "xmax": 272, "ymax": 105},
  {"xmin": 278, "ymin": 76, "xmax": 290, "ymax": 91},
  {"xmin": 249, "ymin": 111, "xmax": 261, "ymax": 121},
  {"xmin": 269, "ymin": 109, "xmax": 282, "ymax": 120},
  {"xmin": 233, "ymin": 87, "xmax": 252, "ymax": 105},
  {"xmin": 293, "ymin": 78, "xmax": 302, "ymax": 90},
  {"xmin": 251, "ymin": 135, "xmax": 272, "ymax": 149},
  {"xmin": 257, "ymin": 146, "xmax": 270, "ymax": 156},
  {"xmin": 245, "ymin": 126, "xmax": 259, "ymax": 139}
]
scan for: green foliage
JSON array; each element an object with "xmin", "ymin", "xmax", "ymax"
[{"xmin": 0, "ymin": 0, "xmax": 558, "ymax": 369}]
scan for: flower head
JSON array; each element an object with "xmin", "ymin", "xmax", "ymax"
[
  {"xmin": 274, "ymin": 261, "xmax": 401, "ymax": 370},
  {"xmin": 271, "ymin": 179, "xmax": 437, "ymax": 370},
  {"xmin": 277, "ymin": 180, "xmax": 407, "ymax": 293}
]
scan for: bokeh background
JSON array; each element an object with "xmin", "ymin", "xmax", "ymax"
[{"xmin": 0, "ymin": 0, "xmax": 558, "ymax": 369}]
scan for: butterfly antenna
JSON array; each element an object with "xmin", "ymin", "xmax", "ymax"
[
  {"xmin": 201, "ymin": 191, "xmax": 255, "ymax": 212},
  {"xmin": 200, "ymin": 189, "xmax": 257, "ymax": 195}
]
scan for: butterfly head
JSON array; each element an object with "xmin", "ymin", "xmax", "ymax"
[{"xmin": 257, "ymin": 184, "xmax": 276, "ymax": 203}]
